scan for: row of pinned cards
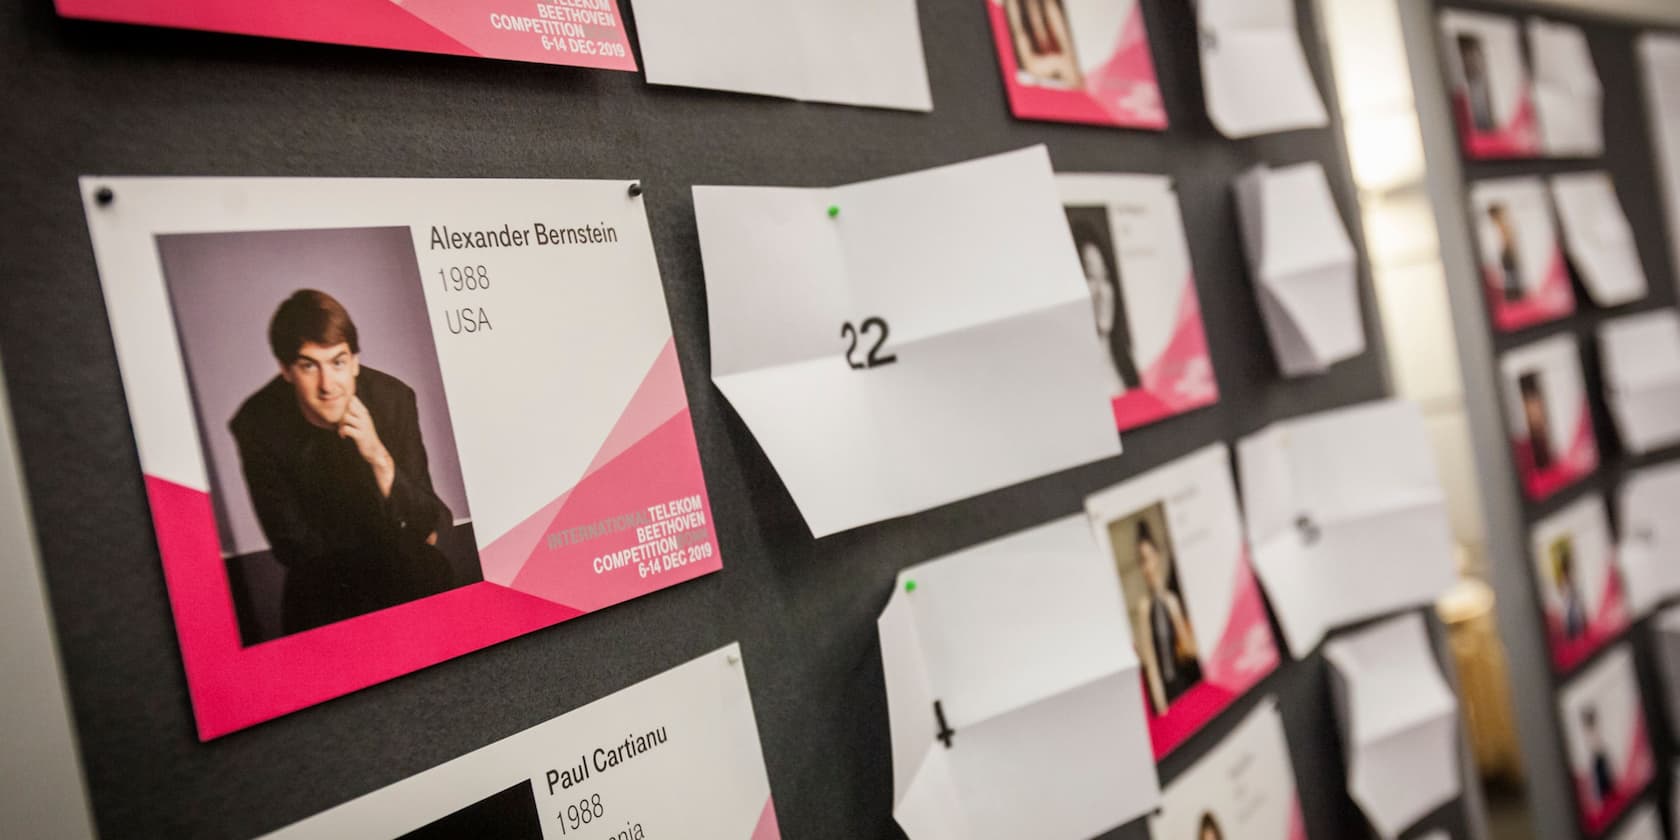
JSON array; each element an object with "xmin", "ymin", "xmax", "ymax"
[
  {"xmin": 878, "ymin": 399, "xmax": 1461, "ymax": 839},
  {"xmin": 55, "ymin": 0, "xmax": 1332, "ymax": 134},
  {"xmin": 1439, "ymin": 11, "xmax": 1604, "ymax": 159}
]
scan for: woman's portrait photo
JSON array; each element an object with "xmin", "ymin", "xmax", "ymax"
[
  {"xmin": 1004, "ymin": 0, "xmax": 1083, "ymax": 89},
  {"xmin": 1066, "ymin": 205, "xmax": 1141, "ymax": 396},
  {"xmin": 1196, "ymin": 812, "xmax": 1224, "ymax": 840},
  {"xmin": 1108, "ymin": 502, "xmax": 1202, "ymax": 715}
]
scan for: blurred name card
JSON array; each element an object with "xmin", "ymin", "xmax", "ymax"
[
  {"xmin": 696, "ymin": 147, "xmax": 1121, "ymax": 538},
  {"xmin": 1149, "ymin": 700, "xmax": 1306, "ymax": 840},
  {"xmin": 877, "ymin": 516, "xmax": 1158, "ymax": 840},
  {"xmin": 1598, "ymin": 310, "xmax": 1680, "ymax": 455},
  {"xmin": 1528, "ymin": 18, "xmax": 1604, "ymax": 157},
  {"xmin": 1196, "ymin": 0, "xmax": 1328, "ymax": 138},
  {"xmin": 1499, "ymin": 334, "xmax": 1598, "ymax": 501},
  {"xmin": 263, "ymin": 646, "xmax": 781, "ymax": 840},
  {"xmin": 1236, "ymin": 400, "xmax": 1455, "ymax": 657},
  {"xmin": 1439, "ymin": 10, "xmax": 1541, "ymax": 159},
  {"xmin": 1234, "ymin": 162, "xmax": 1365, "ymax": 377},
  {"xmin": 1324, "ymin": 613, "xmax": 1461, "ymax": 840},
  {"xmin": 1550, "ymin": 173, "xmax": 1647, "ymax": 307},
  {"xmin": 1530, "ymin": 494, "xmax": 1628, "ymax": 671},
  {"xmin": 1470, "ymin": 176, "xmax": 1575, "ymax": 332},
  {"xmin": 1558, "ymin": 644, "xmax": 1654, "ymax": 836}
]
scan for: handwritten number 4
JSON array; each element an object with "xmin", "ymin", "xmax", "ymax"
[{"xmin": 841, "ymin": 317, "xmax": 898, "ymax": 370}]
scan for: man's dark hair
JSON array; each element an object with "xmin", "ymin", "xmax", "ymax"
[{"xmin": 268, "ymin": 289, "xmax": 359, "ymax": 363}]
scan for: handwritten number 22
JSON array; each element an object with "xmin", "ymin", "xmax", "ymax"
[{"xmin": 841, "ymin": 317, "xmax": 898, "ymax": 369}]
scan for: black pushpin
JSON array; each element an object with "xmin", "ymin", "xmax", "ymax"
[
  {"xmin": 95, "ymin": 186, "xmax": 114, "ymax": 206},
  {"xmin": 628, "ymin": 182, "xmax": 643, "ymax": 198}
]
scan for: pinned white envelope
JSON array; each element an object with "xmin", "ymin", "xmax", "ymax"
[
  {"xmin": 1324, "ymin": 613, "xmax": 1461, "ymax": 840},
  {"xmin": 1234, "ymin": 162, "xmax": 1364, "ymax": 377},
  {"xmin": 1236, "ymin": 400, "xmax": 1456, "ymax": 657},
  {"xmin": 1529, "ymin": 18, "xmax": 1604, "ymax": 157},
  {"xmin": 1619, "ymin": 461, "xmax": 1680, "ymax": 616},
  {"xmin": 1612, "ymin": 804, "xmax": 1664, "ymax": 840},
  {"xmin": 879, "ymin": 516, "xmax": 1158, "ymax": 840},
  {"xmin": 1196, "ymin": 0, "xmax": 1328, "ymax": 138},
  {"xmin": 696, "ymin": 147, "xmax": 1121, "ymax": 537},
  {"xmin": 1598, "ymin": 310, "xmax": 1680, "ymax": 455},
  {"xmin": 1550, "ymin": 173, "xmax": 1647, "ymax": 307},
  {"xmin": 631, "ymin": 0, "xmax": 931, "ymax": 111}
]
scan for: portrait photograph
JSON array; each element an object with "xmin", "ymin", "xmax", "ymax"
[
  {"xmin": 1003, "ymin": 0, "xmax": 1084, "ymax": 89},
  {"xmin": 1107, "ymin": 501, "xmax": 1202, "ymax": 715},
  {"xmin": 157, "ymin": 225, "xmax": 481, "ymax": 646},
  {"xmin": 1518, "ymin": 370, "xmax": 1555, "ymax": 472},
  {"xmin": 1065, "ymin": 204, "xmax": 1141, "ymax": 397},
  {"xmin": 1547, "ymin": 534, "xmax": 1586, "ymax": 641}
]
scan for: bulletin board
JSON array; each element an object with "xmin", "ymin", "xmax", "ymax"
[
  {"xmin": 0, "ymin": 1, "xmax": 1476, "ymax": 838},
  {"xmin": 1429, "ymin": 1, "xmax": 1680, "ymax": 837}
]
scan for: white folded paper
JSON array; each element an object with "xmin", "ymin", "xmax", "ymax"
[
  {"xmin": 1324, "ymin": 613, "xmax": 1461, "ymax": 840},
  {"xmin": 878, "ymin": 516, "xmax": 1158, "ymax": 840},
  {"xmin": 262, "ymin": 645, "xmax": 779, "ymax": 839},
  {"xmin": 1619, "ymin": 461, "xmax": 1680, "ymax": 616},
  {"xmin": 1613, "ymin": 804, "xmax": 1664, "ymax": 840},
  {"xmin": 1550, "ymin": 172, "xmax": 1647, "ymax": 307},
  {"xmin": 631, "ymin": 0, "xmax": 931, "ymax": 111},
  {"xmin": 1528, "ymin": 18, "xmax": 1604, "ymax": 157},
  {"xmin": 1236, "ymin": 400, "xmax": 1455, "ymax": 657},
  {"xmin": 697, "ymin": 147, "xmax": 1121, "ymax": 537},
  {"xmin": 1234, "ymin": 162, "xmax": 1365, "ymax": 377},
  {"xmin": 1196, "ymin": 0, "xmax": 1328, "ymax": 138},
  {"xmin": 1642, "ymin": 35, "xmax": 1680, "ymax": 285},
  {"xmin": 1598, "ymin": 310, "xmax": 1680, "ymax": 454},
  {"xmin": 1148, "ymin": 700, "xmax": 1303, "ymax": 840},
  {"xmin": 1559, "ymin": 644, "xmax": 1655, "ymax": 834}
]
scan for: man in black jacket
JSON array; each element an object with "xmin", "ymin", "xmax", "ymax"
[{"xmin": 231, "ymin": 289, "xmax": 455, "ymax": 636}]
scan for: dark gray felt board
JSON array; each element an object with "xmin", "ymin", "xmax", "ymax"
[
  {"xmin": 1434, "ymin": 2, "xmax": 1680, "ymax": 838},
  {"xmin": 0, "ymin": 0, "xmax": 1472, "ymax": 838}
]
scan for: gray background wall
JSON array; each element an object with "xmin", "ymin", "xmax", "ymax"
[{"xmin": 0, "ymin": 0, "xmax": 1476, "ymax": 838}]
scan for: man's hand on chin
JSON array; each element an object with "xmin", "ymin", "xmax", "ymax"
[{"xmin": 339, "ymin": 396, "xmax": 396, "ymax": 498}]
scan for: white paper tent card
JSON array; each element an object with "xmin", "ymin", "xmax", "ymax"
[
  {"xmin": 1611, "ymin": 805, "xmax": 1664, "ymax": 840},
  {"xmin": 1619, "ymin": 461, "xmax": 1680, "ymax": 616},
  {"xmin": 1233, "ymin": 162, "xmax": 1365, "ymax": 377},
  {"xmin": 631, "ymin": 0, "xmax": 931, "ymax": 111},
  {"xmin": 1530, "ymin": 494, "xmax": 1628, "ymax": 671},
  {"xmin": 1148, "ymin": 700, "xmax": 1306, "ymax": 840},
  {"xmin": 1195, "ymin": 0, "xmax": 1327, "ymax": 138},
  {"xmin": 1641, "ymin": 35, "xmax": 1680, "ymax": 285},
  {"xmin": 1559, "ymin": 644, "xmax": 1654, "ymax": 835},
  {"xmin": 1439, "ymin": 10, "xmax": 1541, "ymax": 159},
  {"xmin": 1324, "ymin": 613, "xmax": 1461, "ymax": 840},
  {"xmin": 1528, "ymin": 18, "xmax": 1604, "ymax": 157},
  {"xmin": 697, "ymin": 146, "xmax": 1121, "ymax": 538},
  {"xmin": 878, "ymin": 516, "xmax": 1158, "ymax": 840},
  {"xmin": 1469, "ymin": 176, "xmax": 1575, "ymax": 332},
  {"xmin": 1598, "ymin": 310, "xmax": 1680, "ymax": 455},
  {"xmin": 1550, "ymin": 172, "xmax": 1648, "ymax": 307},
  {"xmin": 1499, "ymin": 334, "xmax": 1599, "ymax": 501},
  {"xmin": 1236, "ymin": 400, "xmax": 1455, "ymax": 657}
]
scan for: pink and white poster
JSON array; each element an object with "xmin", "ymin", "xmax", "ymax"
[
  {"xmin": 1059, "ymin": 173, "xmax": 1218, "ymax": 431},
  {"xmin": 79, "ymin": 176, "xmax": 720, "ymax": 739},
  {"xmin": 1559, "ymin": 645, "xmax": 1654, "ymax": 836},
  {"xmin": 1500, "ymin": 334, "xmax": 1598, "ymax": 502},
  {"xmin": 1470, "ymin": 177, "xmax": 1575, "ymax": 332},
  {"xmin": 1531, "ymin": 495, "xmax": 1628, "ymax": 672},
  {"xmin": 987, "ymin": 0, "xmax": 1166, "ymax": 129},
  {"xmin": 1440, "ymin": 10, "xmax": 1542, "ymax": 159},
  {"xmin": 1149, "ymin": 700, "xmax": 1307, "ymax": 840},
  {"xmin": 1086, "ymin": 444, "xmax": 1279, "ymax": 759},
  {"xmin": 53, "ymin": 0, "xmax": 636, "ymax": 71}
]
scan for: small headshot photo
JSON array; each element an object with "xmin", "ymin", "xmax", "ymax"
[
  {"xmin": 1518, "ymin": 371, "xmax": 1555, "ymax": 471},
  {"xmin": 1004, "ymin": 0, "xmax": 1083, "ymax": 89},
  {"xmin": 157, "ymin": 226, "xmax": 481, "ymax": 645},
  {"xmin": 1486, "ymin": 202, "xmax": 1525, "ymax": 303},
  {"xmin": 1197, "ymin": 812, "xmax": 1224, "ymax": 840},
  {"xmin": 1455, "ymin": 33, "xmax": 1496, "ymax": 132},
  {"xmin": 1107, "ymin": 502, "xmax": 1202, "ymax": 715},
  {"xmin": 1547, "ymin": 535, "xmax": 1586, "ymax": 640},
  {"xmin": 1065, "ymin": 205, "xmax": 1141, "ymax": 396}
]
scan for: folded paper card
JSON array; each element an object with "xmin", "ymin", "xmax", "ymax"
[
  {"xmin": 1085, "ymin": 444, "xmax": 1277, "ymax": 758},
  {"xmin": 1618, "ymin": 461, "xmax": 1680, "ymax": 616},
  {"xmin": 1149, "ymin": 700, "xmax": 1305, "ymax": 840},
  {"xmin": 1499, "ymin": 334, "xmax": 1598, "ymax": 500},
  {"xmin": 1550, "ymin": 172, "xmax": 1648, "ymax": 307},
  {"xmin": 1196, "ymin": 0, "xmax": 1327, "ymax": 138},
  {"xmin": 987, "ymin": 0, "xmax": 1166, "ymax": 129},
  {"xmin": 1531, "ymin": 494, "xmax": 1627, "ymax": 671},
  {"xmin": 1611, "ymin": 805, "xmax": 1663, "ymax": 840},
  {"xmin": 697, "ymin": 147, "xmax": 1121, "ymax": 537},
  {"xmin": 1237, "ymin": 400, "xmax": 1455, "ymax": 657},
  {"xmin": 53, "ymin": 0, "xmax": 636, "ymax": 71},
  {"xmin": 631, "ymin": 0, "xmax": 931, "ymax": 111},
  {"xmin": 878, "ymin": 516, "xmax": 1158, "ymax": 840},
  {"xmin": 1324, "ymin": 613, "xmax": 1461, "ymax": 840},
  {"xmin": 1234, "ymin": 162, "xmax": 1365, "ymax": 377},
  {"xmin": 1642, "ymin": 36, "xmax": 1680, "ymax": 286},
  {"xmin": 1058, "ymin": 173, "xmax": 1219, "ymax": 430},
  {"xmin": 1559, "ymin": 644, "xmax": 1654, "ymax": 836},
  {"xmin": 1440, "ymin": 10, "xmax": 1541, "ymax": 159},
  {"xmin": 80, "ymin": 177, "xmax": 721, "ymax": 738},
  {"xmin": 262, "ymin": 645, "xmax": 780, "ymax": 839},
  {"xmin": 1528, "ymin": 18, "xmax": 1603, "ymax": 158},
  {"xmin": 1598, "ymin": 310, "xmax": 1680, "ymax": 454},
  {"xmin": 1470, "ymin": 177, "xmax": 1575, "ymax": 332}
]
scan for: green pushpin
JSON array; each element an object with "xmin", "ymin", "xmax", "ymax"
[
  {"xmin": 827, "ymin": 204, "xmax": 840, "ymax": 219},
  {"xmin": 905, "ymin": 580, "xmax": 917, "ymax": 593}
]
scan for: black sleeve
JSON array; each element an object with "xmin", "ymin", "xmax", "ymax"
[
  {"xmin": 231, "ymin": 415, "xmax": 326, "ymax": 571},
  {"xmin": 381, "ymin": 385, "xmax": 450, "ymax": 538}
]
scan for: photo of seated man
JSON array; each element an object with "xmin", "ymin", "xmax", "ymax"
[{"xmin": 1107, "ymin": 502, "xmax": 1202, "ymax": 715}]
